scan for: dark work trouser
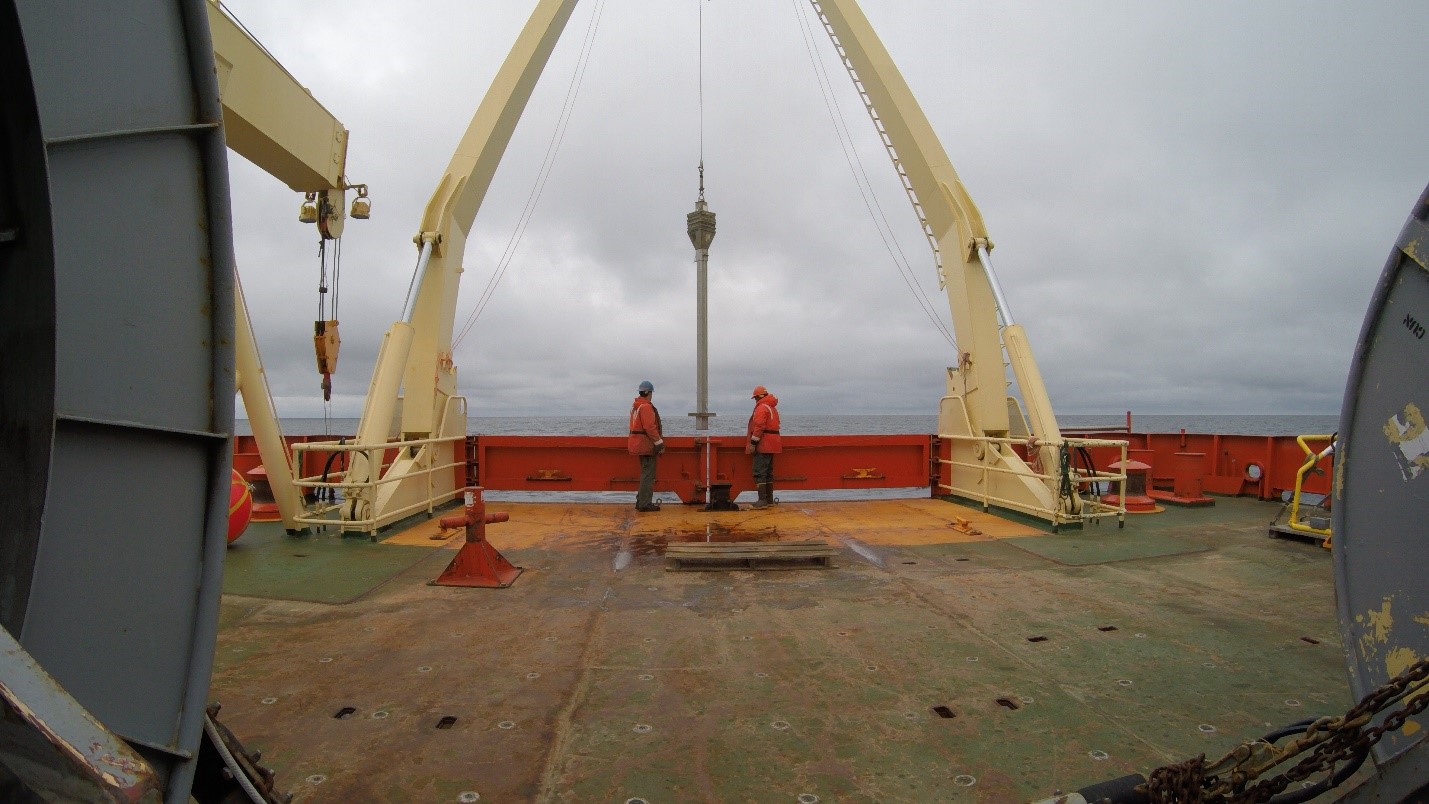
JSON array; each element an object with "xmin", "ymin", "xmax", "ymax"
[
  {"xmin": 753, "ymin": 453, "xmax": 774, "ymax": 485},
  {"xmin": 637, "ymin": 454, "xmax": 657, "ymax": 508}
]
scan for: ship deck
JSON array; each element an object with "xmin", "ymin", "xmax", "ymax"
[{"xmin": 210, "ymin": 495, "xmax": 1347, "ymax": 802}]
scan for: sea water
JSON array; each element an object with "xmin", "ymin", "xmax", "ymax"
[{"xmin": 237, "ymin": 413, "xmax": 1341, "ymax": 439}]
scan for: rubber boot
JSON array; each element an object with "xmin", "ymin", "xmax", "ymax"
[{"xmin": 751, "ymin": 483, "xmax": 773, "ymax": 510}]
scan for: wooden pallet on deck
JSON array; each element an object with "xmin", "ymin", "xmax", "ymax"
[{"xmin": 665, "ymin": 540, "xmax": 839, "ymax": 572}]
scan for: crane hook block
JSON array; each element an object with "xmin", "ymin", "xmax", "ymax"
[{"xmin": 314, "ymin": 319, "xmax": 340, "ymax": 375}]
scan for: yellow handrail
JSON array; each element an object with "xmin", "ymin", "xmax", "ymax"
[{"xmin": 1287, "ymin": 434, "xmax": 1335, "ymax": 548}]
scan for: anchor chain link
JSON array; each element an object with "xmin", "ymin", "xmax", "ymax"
[{"xmin": 1142, "ymin": 655, "xmax": 1429, "ymax": 803}]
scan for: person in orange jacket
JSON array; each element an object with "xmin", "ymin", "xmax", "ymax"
[
  {"xmin": 745, "ymin": 385, "xmax": 782, "ymax": 509},
  {"xmin": 628, "ymin": 380, "xmax": 665, "ymax": 512}
]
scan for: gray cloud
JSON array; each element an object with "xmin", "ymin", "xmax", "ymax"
[{"xmin": 222, "ymin": 0, "xmax": 1429, "ymax": 422}]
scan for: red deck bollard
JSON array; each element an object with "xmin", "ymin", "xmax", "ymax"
[
  {"xmin": 1102, "ymin": 458, "xmax": 1159, "ymax": 513},
  {"xmin": 429, "ymin": 487, "xmax": 524, "ymax": 588}
]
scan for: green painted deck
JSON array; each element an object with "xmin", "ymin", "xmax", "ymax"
[{"xmin": 210, "ymin": 496, "xmax": 1348, "ymax": 802}]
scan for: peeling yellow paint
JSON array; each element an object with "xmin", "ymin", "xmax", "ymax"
[
  {"xmin": 1404, "ymin": 720, "xmax": 1422, "ymax": 737},
  {"xmin": 1416, "ymin": 613, "xmax": 1429, "ymax": 627},
  {"xmin": 1359, "ymin": 597, "xmax": 1395, "ymax": 659},
  {"xmin": 1386, "ymin": 646, "xmax": 1421, "ymax": 678},
  {"xmin": 1406, "ymin": 238, "xmax": 1425, "ymax": 269}
]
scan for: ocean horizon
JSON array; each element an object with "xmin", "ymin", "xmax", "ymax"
[{"xmin": 235, "ymin": 413, "xmax": 1341, "ymax": 438}]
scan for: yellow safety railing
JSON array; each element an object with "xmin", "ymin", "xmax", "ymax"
[
  {"xmin": 936, "ymin": 434, "xmax": 1130, "ymax": 529},
  {"xmin": 1287, "ymin": 434, "xmax": 1336, "ymax": 549},
  {"xmin": 289, "ymin": 432, "xmax": 467, "ymax": 538}
]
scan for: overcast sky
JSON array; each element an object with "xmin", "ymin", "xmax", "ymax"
[{"xmin": 220, "ymin": 0, "xmax": 1429, "ymax": 421}]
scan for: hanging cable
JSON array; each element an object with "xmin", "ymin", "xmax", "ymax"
[
  {"xmin": 698, "ymin": 0, "xmax": 706, "ymax": 196},
  {"xmin": 789, "ymin": 0, "xmax": 957, "ymax": 350},
  {"xmin": 453, "ymin": 0, "xmax": 609, "ymax": 348}
]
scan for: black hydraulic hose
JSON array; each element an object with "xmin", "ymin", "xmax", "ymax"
[{"xmin": 319, "ymin": 438, "xmax": 347, "ymax": 502}]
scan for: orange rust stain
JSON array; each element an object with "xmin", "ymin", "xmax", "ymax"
[{"xmin": 385, "ymin": 499, "xmax": 1041, "ymax": 550}]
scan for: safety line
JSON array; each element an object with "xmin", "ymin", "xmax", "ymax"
[
  {"xmin": 792, "ymin": 0, "xmax": 957, "ymax": 349},
  {"xmin": 454, "ymin": 0, "xmax": 609, "ymax": 348}
]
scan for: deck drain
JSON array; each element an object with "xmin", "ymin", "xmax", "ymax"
[
  {"xmin": 458, "ymin": 793, "xmax": 480, "ymax": 803},
  {"xmin": 417, "ymin": 666, "xmax": 432, "ymax": 673},
  {"xmin": 639, "ymin": 674, "xmax": 654, "ymax": 681},
  {"xmin": 931, "ymin": 706, "xmax": 956, "ymax": 719},
  {"xmin": 953, "ymin": 775, "xmax": 976, "ymax": 787},
  {"xmin": 1301, "ymin": 636, "xmax": 1322, "ymax": 645},
  {"xmin": 318, "ymin": 657, "xmax": 333, "ymax": 663},
  {"xmin": 798, "ymin": 795, "xmax": 820, "ymax": 804},
  {"xmin": 1089, "ymin": 750, "xmax": 1108, "ymax": 761},
  {"xmin": 1199, "ymin": 724, "xmax": 1217, "ymax": 733},
  {"xmin": 626, "ymin": 799, "xmax": 648, "ymax": 804},
  {"xmin": 1285, "ymin": 699, "xmax": 1302, "ymax": 707},
  {"xmin": 436, "ymin": 716, "xmax": 457, "ymax": 730},
  {"xmin": 333, "ymin": 707, "xmax": 356, "ymax": 719},
  {"xmin": 1098, "ymin": 625, "xmax": 1119, "ymax": 632},
  {"xmin": 261, "ymin": 697, "xmax": 277, "ymax": 705},
  {"xmin": 371, "ymin": 710, "xmax": 390, "ymax": 720},
  {"xmin": 1027, "ymin": 636, "xmax": 1048, "ymax": 643},
  {"xmin": 633, "ymin": 724, "xmax": 652, "ymax": 734},
  {"xmin": 965, "ymin": 656, "xmax": 979, "ymax": 663},
  {"xmin": 771, "ymin": 721, "xmax": 790, "ymax": 731},
  {"xmin": 996, "ymin": 698, "xmax": 1020, "ymax": 711},
  {"xmin": 1118, "ymin": 679, "xmax": 1134, "ymax": 687},
  {"xmin": 526, "ymin": 672, "xmax": 541, "ymax": 679},
  {"xmin": 865, "ymin": 665, "xmax": 878, "ymax": 672},
  {"xmin": 306, "ymin": 774, "xmax": 327, "ymax": 785},
  {"xmin": 498, "ymin": 721, "xmax": 516, "ymax": 730}
]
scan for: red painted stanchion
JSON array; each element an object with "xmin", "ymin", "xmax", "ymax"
[{"xmin": 429, "ymin": 487, "xmax": 524, "ymax": 588}]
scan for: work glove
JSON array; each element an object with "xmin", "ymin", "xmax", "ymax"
[
  {"xmin": 745, "ymin": 438, "xmax": 757, "ymax": 455},
  {"xmin": 654, "ymin": 439, "xmax": 665, "ymax": 455}
]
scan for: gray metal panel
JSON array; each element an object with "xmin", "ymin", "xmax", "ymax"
[
  {"xmin": 14, "ymin": 1, "xmax": 196, "ymax": 140},
  {"xmin": 13, "ymin": 0, "xmax": 237, "ymax": 799},
  {"xmin": 1333, "ymin": 184, "xmax": 1429, "ymax": 765},
  {"xmin": 48, "ymin": 135, "xmax": 216, "ymax": 432},
  {"xmin": 24, "ymin": 420, "xmax": 212, "ymax": 750}
]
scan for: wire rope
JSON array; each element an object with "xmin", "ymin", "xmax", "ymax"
[
  {"xmin": 453, "ymin": 0, "xmax": 608, "ymax": 348},
  {"xmin": 790, "ymin": 0, "xmax": 957, "ymax": 350}
]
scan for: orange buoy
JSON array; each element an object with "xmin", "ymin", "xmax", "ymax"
[{"xmin": 228, "ymin": 468, "xmax": 253, "ymax": 543}]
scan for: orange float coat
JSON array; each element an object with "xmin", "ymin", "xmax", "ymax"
[
  {"xmin": 746, "ymin": 394, "xmax": 782, "ymax": 453},
  {"xmin": 628, "ymin": 396, "xmax": 663, "ymax": 455}
]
